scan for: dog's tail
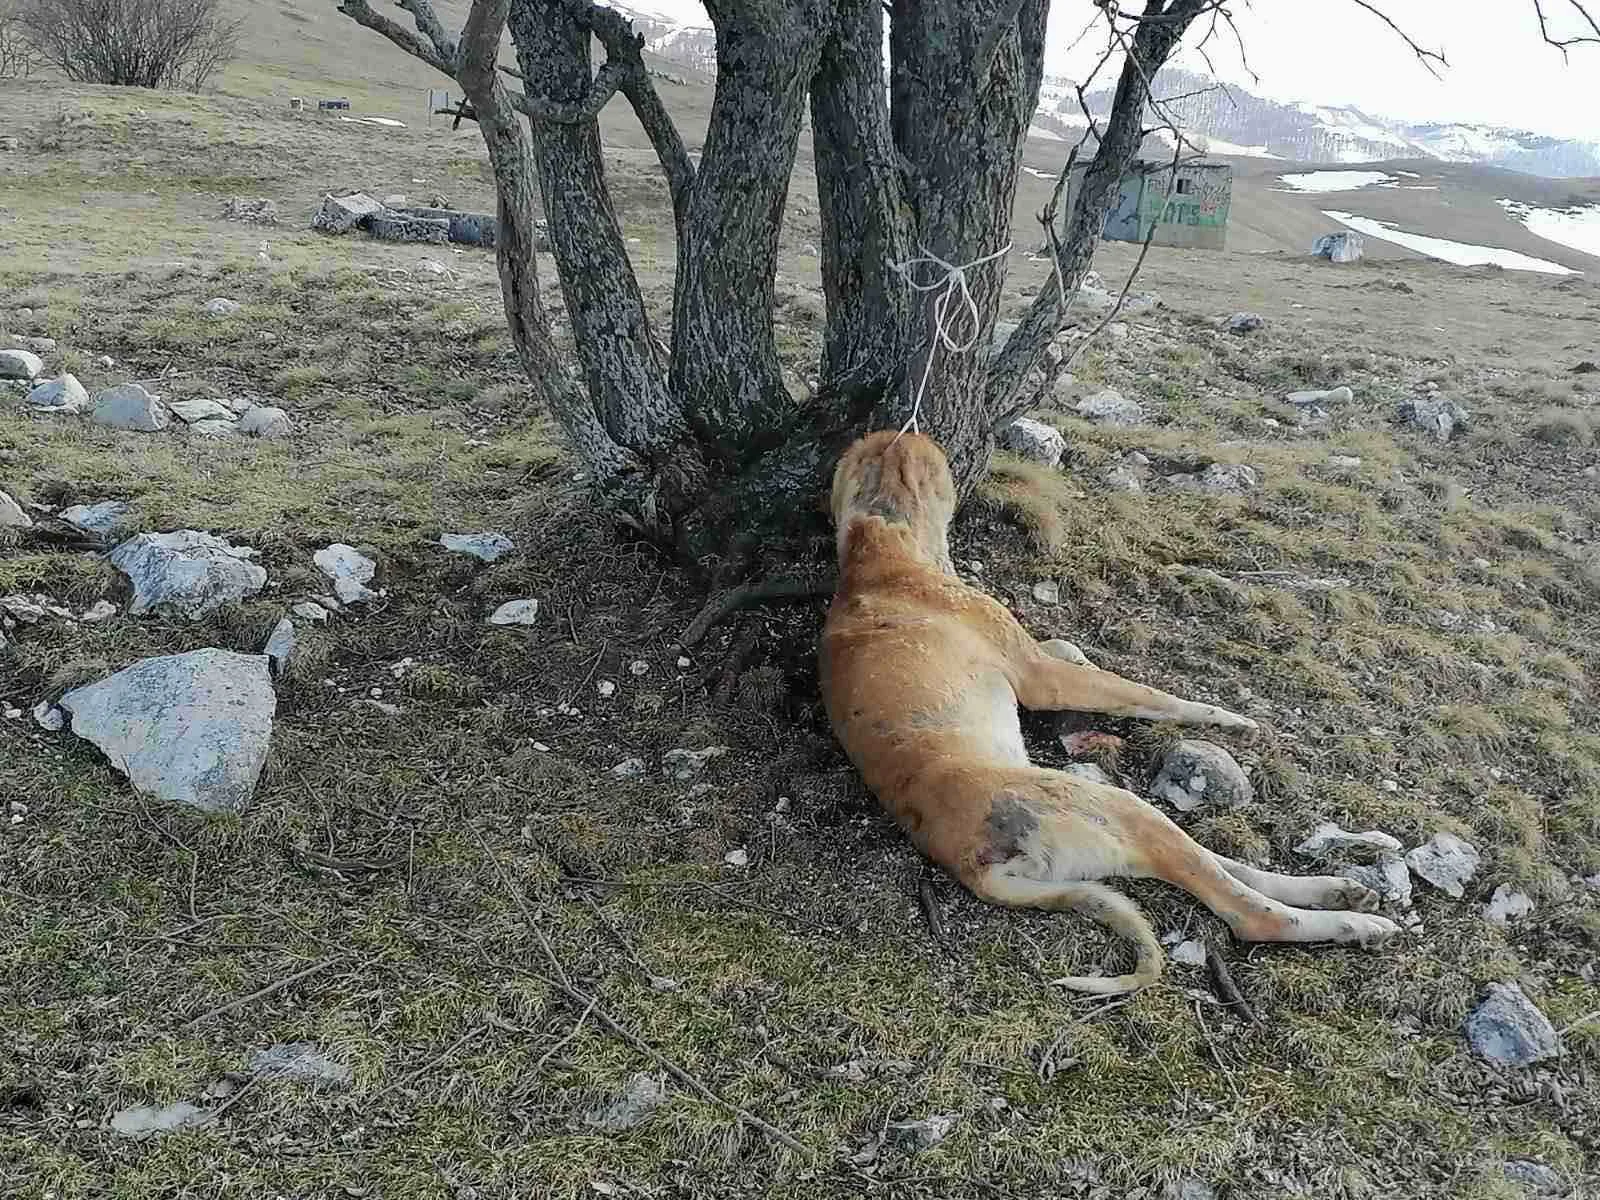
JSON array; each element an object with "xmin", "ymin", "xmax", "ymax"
[
  {"xmin": 1043, "ymin": 881, "xmax": 1166, "ymax": 995},
  {"xmin": 974, "ymin": 871, "xmax": 1165, "ymax": 995}
]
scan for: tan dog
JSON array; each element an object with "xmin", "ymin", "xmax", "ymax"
[{"xmin": 820, "ymin": 430, "xmax": 1399, "ymax": 994}]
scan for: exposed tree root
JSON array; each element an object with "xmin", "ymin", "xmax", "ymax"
[{"xmin": 679, "ymin": 573, "xmax": 836, "ymax": 649}]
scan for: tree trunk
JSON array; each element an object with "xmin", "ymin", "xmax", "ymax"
[{"xmin": 336, "ymin": 0, "xmax": 1212, "ymax": 574}]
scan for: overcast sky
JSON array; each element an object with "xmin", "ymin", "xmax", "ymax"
[{"xmin": 622, "ymin": 0, "xmax": 1598, "ymax": 142}]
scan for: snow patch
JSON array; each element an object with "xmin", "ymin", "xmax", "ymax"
[
  {"xmin": 1321, "ymin": 210, "xmax": 1578, "ymax": 275},
  {"xmin": 1277, "ymin": 171, "xmax": 1395, "ymax": 193},
  {"xmin": 1499, "ymin": 199, "xmax": 1600, "ymax": 260}
]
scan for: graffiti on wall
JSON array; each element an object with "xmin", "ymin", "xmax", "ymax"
[{"xmin": 1137, "ymin": 165, "xmax": 1231, "ymax": 235}]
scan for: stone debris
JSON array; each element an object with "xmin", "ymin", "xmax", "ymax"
[
  {"xmin": 203, "ymin": 297, "xmax": 242, "ymax": 318},
  {"xmin": 111, "ymin": 530, "xmax": 267, "ymax": 618},
  {"xmin": 292, "ymin": 600, "xmax": 330, "ymax": 624},
  {"xmin": 219, "ymin": 197, "xmax": 279, "ymax": 224},
  {"xmin": 81, "ymin": 600, "xmax": 117, "ymax": 623},
  {"xmin": 1343, "ymin": 856, "xmax": 1414, "ymax": 909},
  {"xmin": 1399, "ymin": 395, "xmax": 1469, "ymax": 442},
  {"xmin": 32, "ymin": 700, "xmax": 64, "ymax": 732},
  {"xmin": 664, "ymin": 745, "xmax": 728, "ymax": 781},
  {"xmin": 168, "ymin": 398, "xmax": 238, "ymax": 425},
  {"xmin": 108, "ymin": 1101, "xmax": 210, "ymax": 1138},
  {"xmin": 584, "ymin": 1072, "xmax": 666, "ymax": 1132},
  {"xmin": 1170, "ymin": 939, "xmax": 1208, "ymax": 967},
  {"xmin": 239, "ymin": 405, "xmax": 292, "ymax": 438},
  {"xmin": 1484, "ymin": 884, "xmax": 1535, "ymax": 927},
  {"xmin": 487, "ymin": 598, "xmax": 539, "ymax": 625},
  {"xmin": 26, "ymin": 373, "xmax": 89, "ymax": 412},
  {"xmin": 91, "ymin": 383, "xmax": 170, "ymax": 432},
  {"xmin": 312, "ymin": 191, "xmax": 386, "ymax": 234},
  {"xmin": 1168, "ymin": 463, "xmax": 1260, "ymax": 495},
  {"xmin": 996, "ymin": 417, "xmax": 1066, "ymax": 468},
  {"xmin": 1151, "ymin": 740, "xmax": 1253, "ymax": 812},
  {"xmin": 314, "ymin": 543, "xmax": 378, "ymax": 605},
  {"xmin": 59, "ymin": 649, "xmax": 276, "ymax": 812},
  {"xmin": 60, "ymin": 499, "xmax": 132, "ymax": 537},
  {"xmin": 886, "ymin": 1112, "xmax": 959, "ymax": 1152},
  {"xmin": 0, "ymin": 489, "xmax": 31, "ymax": 528},
  {"xmin": 0, "ymin": 348, "xmax": 43, "ymax": 379},
  {"xmin": 1287, "ymin": 385, "xmax": 1353, "ymax": 406},
  {"xmin": 1074, "ymin": 388, "xmax": 1145, "ymax": 427},
  {"xmin": 1227, "ymin": 312, "xmax": 1265, "ymax": 334},
  {"xmin": 249, "ymin": 1042, "xmax": 352, "ymax": 1089},
  {"xmin": 1405, "ymin": 831, "xmax": 1481, "ymax": 898},
  {"xmin": 1031, "ymin": 579, "xmax": 1061, "ymax": 604},
  {"xmin": 263, "ymin": 617, "xmax": 296, "ymax": 679},
  {"xmin": 1502, "ymin": 1160, "xmax": 1565, "ymax": 1195},
  {"xmin": 610, "ymin": 757, "xmax": 646, "ymax": 779},
  {"xmin": 1062, "ymin": 762, "xmax": 1114, "ymax": 786},
  {"xmin": 440, "ymin": 531, "xmax": 515, "ymax": 562},
  {"xmin": 1464, "ymin": 982, "xmax": 1561, "ymax": 1068}
]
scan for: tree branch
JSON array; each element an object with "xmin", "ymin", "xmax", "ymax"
[
  {"xmin": 397, "ymin": 0, "xmax": 457, "ymax": 64},
  {"xmin": 506, "ymin": 58, "xmax": 627, "ymax": 123},
  {"xmin": 1532, "ymin": 0, "xmax": 1600, "ymax": 56},
  {"xmin": 335, "ymin": 0, "xmax": 453, "ymax": 73},
  {"xmin": 1346, "ymin": 0, "xmax": 1446, "ymax": 76}
]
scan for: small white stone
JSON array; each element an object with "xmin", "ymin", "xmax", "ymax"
[
  {"xmin": 32, "ymin": 701, "xmax": 64, "ymax": 731},
  {"xmin": 611, "ymin": 757, "xmax": 646, "ymax": 779},
  {"xmin": 1032, "ymin": 580, "xmax": 1061, "ymax": 604},
  {"xmin": 597, "ymin": 680, "xmax": 616, "ymax": 698},
  {"xmin": 488, "ymin": 599, "xmax": 540, "ymax": 626},
  {"xmin": 1171, "ymin": 939, "xmax": 1207, "ymax": 967},
  {"xmin": 292, "ymin": 601, "xmax": 330, "ymax": 624},
  {"xmin": 676, "ymin": 656, "xmax": 691, "ymax": 669},
  {"xmin": 724, "ymin": 847, "xmax": 750, "ymax": 868},
  {"xmin": 1381, "ymin": 779, "xmax": 1399, "ymax": 793},
  {"xmin": 629, "ymin": 660, "xmax": 649, "ymax": 676}
]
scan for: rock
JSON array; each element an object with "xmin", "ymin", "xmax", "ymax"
[
  {"xmin": 487, "ymin": 598, "xmax": 539, "ymax": 625},
  {"xmin": 1169, "ymin": 463, "xmax": 1260, "ymax": 495},
  {"xmin": 1062, "ymin": 762, "xmax": 1114, "ymax": 786},
  {"xmin": 202, "ymin": 298, "xmax": 242, "ymax": 318},
  {"xmin": 312, "ymin": 192, "xmax": 386, "ymax": 234},
  {"xmin": 584, "ymin": 1072, "xmax": 666, "ymax": 1132},
  {"xmin": 0, "ymin": 349, "xmax": 43, "ymax": 380},
  {"xmin": 292, "ymin": 601, "xmax": 329, "ymax": 624},
  {"xmin": 610, "ymin": 757, "xmax": 646, "ymax": 779},
  {"xmin": 109, "ymin": 1101, "xmax": 209, "ymax": 1138},
  {"xmin": 32, "ymin": 701, "xmax": 64, "ymax": 732},
  {"xmin": 1106, "ymin": 321, "xmax": 1129, "ymax": 341},
  {"xmin": 16, "ymin": 335, "xmax": 56, "ymax": 353},
  {"xmin": 0, "ymin": 489, "xmax": 31, "ymax": 528},
  {"xmin": 1327, "ymin": 454, "xmax": 1364, "ymax": 469},
  {"xmin": 60, "ymin": 499, "xmax": 132, "ymax": 537},
  {"xmin": 1295, "ymin": 822, "xmax": 1403, "ymax": 860},
  {"xmin": 167, "ymin": 398, "xmax": 237, "ymax": 424},
  {"xmin": 1170, "ymin": 1181, "xmax": 1217, "ymax": 1200},
  {"xmin": 996, "ymin": 417, "xmax": 1066, "ymax": 468},
  {"xmin": 263, "ymin": 617, "xmax": 295, "ymax": 679},
  {"xmin": 369, "ymin": 212, "xmax": 450, "ymax": 244},
  {"xmin": 1031, "ymin": 579, "xmax": 1061, "ymax": 604},
  {"xmin": 1464, "ymin": 982, "xmax": 1561, "ymax": 1068},
  {"xmin": 239, "ymin": 405, "xmax": 292, "ymax": 438},
  {"xmin": 219, "ymin": 197, "xmax": 279, "ymax": 224},
  {"xmin": 249, "ymin": 1042, "xmax": 351, "ymax": 1089},
  {"xmin": 1571, "ymin": 360, "xmax": 1598, "ymax": 375},
  {"xmin": 1312, "ymin": 231, "xmax": 1364, "ymax": 263},
  {"xmin": 1484, "ymin": 884, "xmax": 1534, "ymax": 926},
  {"xmin": 724, "ymin": 847, "xmax": 749, "ymax": 867},
  {"xmin": 81, "ymin": 600, "xmax": 117, "ymax": 623},
  {"xmin": 1104, "ymin": 464, "xmax": 1144, "ymax": 493},
  {"xmin": 663, "ymin": 745, "xmax": 728, "ymax": 781},
  {"xmin": 59, "ymin": 649, "xmax": 276, "ymax": 812},
  {"xmin": 1405, "ymin": 832, "xmax": 1481, "ymax": 898},
  {"xmin": 1503, "ymin": 1160, "xmax": 1565, "ymax": 1195},
  {"xmin": 111, "ymin": 530, "xmax": 267, "ymax": 618},
  {"xmin": 1343, "ymin": 856, "xmax": 1413, "ymax": 909},
  {"xmin": 1287, "ymin": 385, "xmax": 1353, "ymax": 406},
  {"xmin": 1227, "ymin": 312, "xmax": 1265, "ymax": 335},
  {"xmin": 440, "ymin": 532, "xmax": 514, "ymax": 562},
  {"xmin": 1399, "ymin": 395, "xmax": 1469, "ymax": 442},
  {"xmin": 886, "ymin": 1113, "xmax": 958, "ymax": 1152},
  {"xmin": 92, "ymin": 383, "xmax": 170, "ymax": 432},
  {"xmin": 1075, "ymin": 388, "xmax": 1145, "ymax": 427},
  {"xmin": 1170, "ymin": 939, "xmax": 1207, "ymax": 967},
  {"xmin": 25, "ymin": 373, "xmax": 89, "ymax": 412},
  {"xmin": 1151, "ymin": 740, "xmax": 1253, "ymax": 812},
  {"xmin": 314, "ymin": 544, "xmax": 377, "ymax": 605}
]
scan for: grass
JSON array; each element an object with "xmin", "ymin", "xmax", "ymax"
[{"xmin": 4, "ymin": 80, "xmax": 1600, "ymax": 1200}]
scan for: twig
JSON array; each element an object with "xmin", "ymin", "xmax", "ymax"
[
  {"xmin": 203, "ymin": 1073, "xmax": 261, "ymax": 1125},
  {"xmin": 180, "ymin": 957, "xmax": 340, "ymax": 1031},
  {"xmin": 1556, "ymin": 1009, "xmax": 1600, "ymax": 1037},
  {"xmin": 370, "ymin": 1023, "xmax": 483, "ymax": 1102},
  {"xmin": 1346, "ymin": 0, "xmax": 1447, "ymax": 75},
  {"xmin": 1204, "ymin": 944, "xmax": 1263, "ymax": 1027},
  {"xmin": 680, "ymin": 575, "xmax": 835, "ymax": 648},
  {"xmin": 917, "ymin": 872, "xmax": 951, "ymax": 956},
  {"xmin": 468, "ymin": 828, "xmax": 813, "ymax": 1158},
  {"xmin": 1193, "ymin": 997, "xmax": 1243, "ymax": 1104},
  {"xmin": 532, "ymin": 998, "xmax": 596, "ymax": 1075},
  {"xmin": 1532, "ymin": 0, "xmax": 1600, "ymax": 57}
]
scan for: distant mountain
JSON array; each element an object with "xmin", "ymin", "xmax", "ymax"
[
  {"xmin": 1045, "ymin": 68, "xmax": 1600, "ymax": 178},
  {"xmin": 606, "ymin": 9, "xmax": 1600, "ymax": 180}
]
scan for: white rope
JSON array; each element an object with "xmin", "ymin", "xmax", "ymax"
[{"xmin": 888, "ymin": 241, "xmax": 1012, "ymax": 439}]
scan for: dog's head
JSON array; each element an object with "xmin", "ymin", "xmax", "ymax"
[{"xmin": 829, "ymin": 430, "xmax": 957, "ymax": 572}]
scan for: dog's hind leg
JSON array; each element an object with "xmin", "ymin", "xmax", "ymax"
[
  {"xmin": 1009, "ymin": 645, "xmax": 1257, "ymax": 731},
  {"xmin": 1213, "ymin": 855, "xmax": 1382, "ymax": 911}
]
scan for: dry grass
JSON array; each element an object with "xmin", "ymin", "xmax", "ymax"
[{"xmin": 3, "ymin": 82, "xmax": 1599, "ymax": 1200}]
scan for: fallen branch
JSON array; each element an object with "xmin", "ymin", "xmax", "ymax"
[
  {"xmin": 1205, "ymin": 944, "xmax": 1263, "ymax": 1027},
  {"xmin": 917, "ymin": 872, "xmax": 951, "ymax": 956},
  {"xmin": 180, "ymin": 957, "xmax": 339, "ymax": 1031},
  {"xmin": 680, "ymin": 574, "xmax": 836, "ymax": 649}
]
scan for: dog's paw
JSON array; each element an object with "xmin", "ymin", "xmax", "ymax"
[
  {"xmin": 1337, "ymin": 912, "xmax": 1401, "ymax": 949},
  {"xmin": 1326, "ymin": 878, "xmax": 1381, "ymax": 913}
]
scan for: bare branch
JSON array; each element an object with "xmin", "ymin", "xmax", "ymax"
[
  {"xmin": 1532, "ymin": 0, "xmax": 1600, "ymax": 57},
  {"xmin": 506, "ymin": 58, "xmax": 628, "ymax": 123},
  {"xmin": 1346, "ymin": 0, "xmax": 1446, "ymax": 76},
  {"xmin": 397, "ymin": 0, "xmax": 456, "ymax": 64},
  {"xmin": 336, "ymin": 0, "xmax": 453, "ymax": 73}
]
